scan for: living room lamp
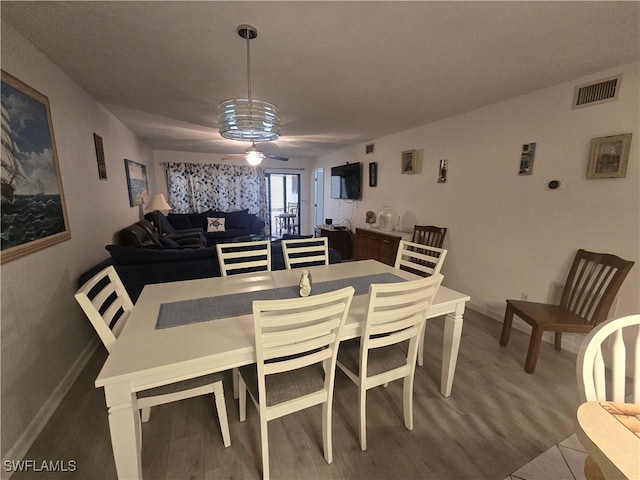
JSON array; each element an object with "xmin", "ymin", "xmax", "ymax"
[
  {"xmin": 145, "ymin": 194, "xmax": 172, "ymax": 235},
  {"xmin": 218, "ymin": 24, "xmax": 281, "ymax": 143}
]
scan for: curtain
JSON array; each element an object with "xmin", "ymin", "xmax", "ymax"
[{"xmin": 166, "ymin": 162, "xmax": 268, "ymax": 222}]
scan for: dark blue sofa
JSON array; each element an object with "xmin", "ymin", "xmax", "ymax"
[
  {"xmin": 145, "ymin": 209, "xmax": 266, "ymax": 247},
  {"xmin": 78, "ymin": 240, "xmax": 342, "ymax": 302}
]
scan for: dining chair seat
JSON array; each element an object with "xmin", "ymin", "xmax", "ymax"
[
  {"xmin": 238, "ymin": 363, "xmax": 325, "ymax": 407},
  {"xmin": 338, "ymin": 339, "xmax": 408, "ymax": 377}
]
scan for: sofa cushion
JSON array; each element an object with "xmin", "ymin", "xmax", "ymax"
[
  {"xmin": 106, "ymin": 244, "xmax": 217, "ymax": 265},
  {"xmin": 168, "ymin": 214, "xmax": 193, "ymax": 230}
]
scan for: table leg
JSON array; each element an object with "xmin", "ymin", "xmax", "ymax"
[
  {"xmin": 441, "ymin": 303, "xmax": 465, "ymax": 397},
  {"xmin": 104, "ymin": 386, "xmax": 143, "ymax": 479}
]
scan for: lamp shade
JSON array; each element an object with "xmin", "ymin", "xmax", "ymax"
[{"xmin": 145, "ymin": 193, "xmax": 171, "ymax": 212}]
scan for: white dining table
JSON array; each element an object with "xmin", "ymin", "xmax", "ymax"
[{"xmin": 95, "ymin": 259, "xmax": 470, "ymax": 479}]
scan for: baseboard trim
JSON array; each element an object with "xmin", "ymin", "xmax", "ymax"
[{"xmin": 1, "ymin": 339, "xmax": 99, "ymax": 480}]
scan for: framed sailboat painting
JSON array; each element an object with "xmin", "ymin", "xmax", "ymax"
[{"xmin": 1, "ymin": 70, "xmax": 70, "ymax": 264}]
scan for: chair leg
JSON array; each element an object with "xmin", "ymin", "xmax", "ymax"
[
  {"xmin": 232, "ymin": 367, "xmax": 239, "ymax": 399},
  {"xmin": 403, "ymin": 375, "xmax": 415, "ymax": 431},
  {"xmin": 525, "ymin": 326, "xmax": 545, "ymax": 374},
  {"xmin": 213, "ymin": 381, "xmax": 231, "ymax": 448},
  {"xmin": 500, "ymin": 304, "xmax": 514, "ymax": 346},
  {"xmin": 322, "ymin": 400, "xmax": 333, "ymax": 464},
  {"xmin": 238, "ymin": 375, "xmax": 247, "ymax": 422},
  {"xmin": 140, "ymin": 407, "xmax": 151, "ymax": 423},
  {"xmin": 260, "ymin": 415, "xmax": 270, "ymax": 480},
  {"xmin": 554, "ymin": 332, "xmax": 562, "ymax": 351},
  {"xmin": 359, "ymin": 386, "xmax": 367, "ymax": 451}
]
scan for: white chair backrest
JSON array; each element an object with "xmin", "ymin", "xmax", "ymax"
[
  {"xmin": 252, "ymin": 286, "xmax": 355, "ymax": 398},
  {"xmin": 394, "ymin": 240, "xmax": 447, "ymax": 277},
  {"xmin": 361, "ymin": 274, "xmax": 443, "ymax": 370},
  {"xmin": 74, "ymin": 266, "xmax": 133, "ymax": 353},
  {"xmin": 577, "ymin": 314, "xmax": 640, "ymax": 404},
  {"xmin": 281, "ymin": 237, "xmax": 329, "ymax": 269},
  {"xmin": 216, "ymin": 240, "xmax": 271, "ymax": 277}
]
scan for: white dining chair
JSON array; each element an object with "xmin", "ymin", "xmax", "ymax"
[
  {"xmin": 216, "ymin": 240, "xmax": 271, "ymax": 277},
  {"xmin": 75, "ymin": 266, "xmax": 231, "ymax": 447},
  {"xmin": 238, "ymin": 286, "xmax": 355, "ymax": 479},
  {"xmin": 394, "ymin": 240, "xmax": 448, "ymax": 366},
  {"xmin": 336, "ymin": 274, "xmax": 443, "ymax": 451},
  {"xmin": 577, "ymin": 313, "xmax": 640, "ymax": 404},
  {"xmin": 394, "ymin": 239, "xmax": 447, "ymax": 278},
  {"xmin": 281, "ymin": 236, "xmax": 329, "ymax": 269}
]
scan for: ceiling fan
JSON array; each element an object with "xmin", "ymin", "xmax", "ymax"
[{"xmin": 221, "ymin": 142, "xmax": 288, "ymax": 165}]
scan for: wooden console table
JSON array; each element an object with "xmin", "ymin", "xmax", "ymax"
[
  {"xmin": 354, "ymin": 228, "xmax": 411, "ymax": 266},
  {"xmin": 315, "ymin": 225, "xmax": 354, "ymax": 260}
]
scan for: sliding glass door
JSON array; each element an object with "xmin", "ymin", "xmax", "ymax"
[{"xmin": 266, "ymin": 173, "xmax": 300, "ymax": 237}]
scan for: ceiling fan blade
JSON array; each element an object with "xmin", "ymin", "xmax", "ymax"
[
  {"xmin": 266, "ymin": 155, "xmax": 289, "ymax": 161},
  {"xmin": 221, "ymin": 154, "xmax": 247, "ymax": 160}
]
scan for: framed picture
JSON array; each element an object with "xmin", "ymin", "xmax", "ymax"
[
  {"xmin": 518, "ymin": 142, "xmax": 537, "ymax": 175},
  {"xmin": 438, "ymin": 159, "xmax": 448, "ymax": 183},
  {"xmin": 124, "ymin": 159, "xmax": 149, "ymax": 207},
  {"xmin": 401, "ymin": 149, "xmax": 417, "ymax": 174},
  {"xmin": 587, "ymin": 133, "xmax": 632, "ymax": 179},
  {"xmin": 94, "ymin": 133, "xmax": 107, "ymax": 180},
  {"xmin": 0, "ymin": 70, "xmax": 71, "ymax": 264},
  {"xmin": 369, "ymin": 162, "xmax": 377, "ymax": 187}
]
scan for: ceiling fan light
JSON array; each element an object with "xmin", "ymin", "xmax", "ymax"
[{"xmin": 246, "ymin": 149, "xmax": 264, "ymax": 165}]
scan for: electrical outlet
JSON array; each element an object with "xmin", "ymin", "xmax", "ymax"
[{"xmin": 521, "ymin": 293, "xmax": 529, "ymax": 301}]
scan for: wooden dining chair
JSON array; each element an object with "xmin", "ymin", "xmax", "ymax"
[
  {"xmin": 336, "ymin": 274, "xmax": 443, "ymax": 451},
  {"xmin": 216, "ymin": 240, "xmax": 271, "ymax": 277},
  {"xmin": 500, "ymin": 249, "xmax": 634, "ymax": 373},
  {"xmin": 281, "ymin": 236, "xmax": 329, "ymax": 269},
  {"xmin": 411, "ymin": 225, "xmax": 447, "ymax": 248},
  {"xmin": 74, "ymin": 266, "xmax": 231, "ymax": 447},
  {"xmin": 394, "ymin": 240, "xmax": 448, "ymax": 367},
  {"xmin": 238, "ymin": 286, "xmax": 355, "ymax": 479}
]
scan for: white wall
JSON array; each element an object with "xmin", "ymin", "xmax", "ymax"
[
  {"xmin": 315, "ymin": 63, "xmax": 639, "ymax": 344},
  {"xmin": 0, "ymin": 23, "xmax": 155, "ymax": 465}
]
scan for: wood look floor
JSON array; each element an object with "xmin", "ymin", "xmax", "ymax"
[{"xmin": 12, "ymin": 309, "xmax": 581, "ymax": 480}]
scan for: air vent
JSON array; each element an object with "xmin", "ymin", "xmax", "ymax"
[
  {"xmin": 572, "ymin": 75, "xmax": 621, "ymax": 109},
  {"xmin": 365, "ymin": 143, "xmax": 375, "ymax": 154}
]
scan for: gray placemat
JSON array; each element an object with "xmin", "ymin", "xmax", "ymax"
[{"xmin": 155, "ymin": 272, "xmax": 405, "ymax": 330}]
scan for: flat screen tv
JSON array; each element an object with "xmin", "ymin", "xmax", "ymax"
[{"xmin": 331, "ymin": 162, "xmax": 361, "ymax": 200}]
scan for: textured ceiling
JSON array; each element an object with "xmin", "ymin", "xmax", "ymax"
[{"xmin": 2, "ymin": 1, "xmax": 639, "ymax": 160}]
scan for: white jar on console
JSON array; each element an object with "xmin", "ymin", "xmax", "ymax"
[{"xmin": 379, "ymin": 206, "xmax": 396, "ymax": 232}]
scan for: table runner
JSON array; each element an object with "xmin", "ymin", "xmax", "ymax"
[{"xmin": 155, "ymin": 272, "xmax": 405, "ymax": 330}]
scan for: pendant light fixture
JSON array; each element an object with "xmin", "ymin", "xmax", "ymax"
[{"xmin": 218, "ymin": 25, "xmax": 281, "ymax": 142}]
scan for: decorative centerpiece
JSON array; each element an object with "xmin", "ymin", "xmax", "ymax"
[
  {"xmin": 365, "ymin": 210, "xmax": 377, "ymax": 228},
  {"xmin": 299, "ymin": 269, "xmax": 312, "ymax": 297}
]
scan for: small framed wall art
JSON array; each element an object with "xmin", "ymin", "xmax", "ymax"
[
  {"xmin": 401, "ymin": 149, "xmax": 417, "ymax": 174},
  {"xmin": 518, "ymin": 142, "xmax": 537, "ymax": 175},
  {"xmin": 586, "ymin": 133, "xmax": 632, "ymax": 179},
  {"xmin": 124, "ymin": 159, "xmax": 149, "ymax": 207},
  {"xmin": 93, "ymin": 133, "xmax": 107, "ymax": 180},
  {"xmin": 369, "ymin": 162, "xmax": 377, "ymax": 187}
]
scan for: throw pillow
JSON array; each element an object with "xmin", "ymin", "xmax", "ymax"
[{"xmin": 207, "ymin": 217, "xmax": 226, "ymax": 232}]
